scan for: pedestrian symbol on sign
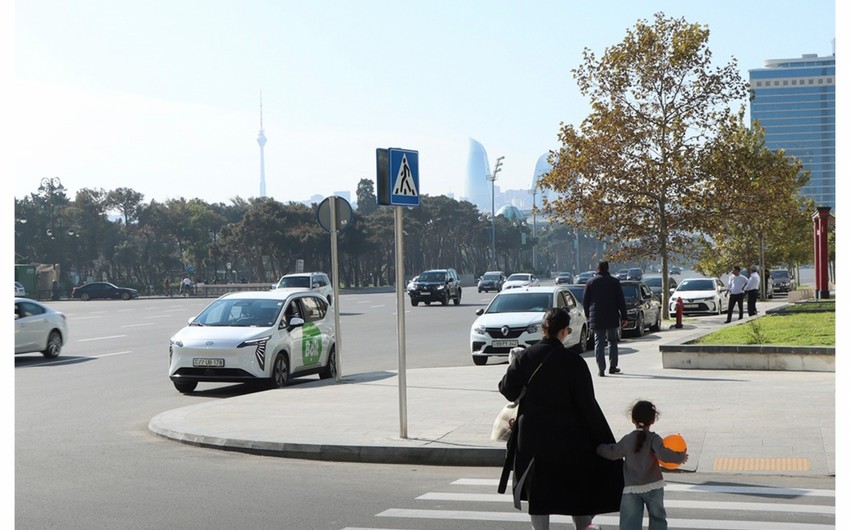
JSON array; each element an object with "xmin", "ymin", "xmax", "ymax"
[{"xmin": 392, "ymin": 153, "xmax": 418, "ymax": 197}]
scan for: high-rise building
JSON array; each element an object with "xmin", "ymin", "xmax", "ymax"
[
  {"xmin": 749, "ymin": 54, "xmax": 835, "ymax": 210},
  {"xmin": 465, "ymin": 138, "xmax": 492, "ymax": 213},
  {"xmin": 257, "ymin": 95, "xmax": 268, "ymax": 198}
]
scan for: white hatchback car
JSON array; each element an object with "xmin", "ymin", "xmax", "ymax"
[
  {"xmin": 15, "ymin": 281, "xmax": 26, "ymax": 297},
  {"xmin": 502, "ymin": 273, "xmax": 541, "ymax": 290},
  {"xmin": 15, "ymin": 298, "xmax": 68, "ymax": 358},
  {"xmin": 668, "ymin": 277, "xmax": 728, "ymax": 315},
  {"xmin": 470, "ymin": 286, "xmax": 589, "ymax": 365},
  {"xmin": 273, "ymin": 272, "xmax": 334, "ymax": 304},
  {"xmin": 168, "ymin": 290, "xmax": 336, "ymax": 393}
]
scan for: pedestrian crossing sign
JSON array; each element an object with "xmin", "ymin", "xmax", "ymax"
[{"xmin": 388, "ymin": 148, "xmax": 419, "ymax": 206}]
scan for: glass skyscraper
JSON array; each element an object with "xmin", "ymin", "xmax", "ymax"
[{"xmin": 749, "ymin": 54, "xmax": 836, "ymax": 210}]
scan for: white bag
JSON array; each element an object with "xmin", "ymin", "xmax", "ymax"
[{"xmin": 490, "ymin": 401, "xmax": 519, "ymax": 441}]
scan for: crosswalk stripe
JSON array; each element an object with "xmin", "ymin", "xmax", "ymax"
[
  {"xmin": 452, "ymin": 478, "xmax": 835, "ymax": 498},
  {"xmin": 377, "ymin": 509, "xmax": 834, "ymax": 529},
  {"xmin": 417, "ymin": 492, "xmax": 833, "ymax": 515}
]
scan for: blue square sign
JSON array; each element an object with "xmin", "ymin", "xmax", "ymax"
[{"xmin": 388, "ymin": 148, "xmax": 420, "ymax": 207}]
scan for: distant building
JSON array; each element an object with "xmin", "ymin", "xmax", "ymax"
[
  {"xmin": 465, "ymin": 138, "xmax": 492, "ymax": 213},
  {"xmin": 749, "ymin": 54, "xmax": 835, "ymax": 210}
]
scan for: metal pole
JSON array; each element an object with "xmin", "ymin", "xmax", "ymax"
[
  {"xmin": 394, "ymin": 206, "xmax": 408, "ymax": 438},
  {"xmin": 330, "ymin": 197, "xmax": 343, "ymax": 383},
  {"xmin": 490, "ymin": 180, "xmax": 496, "ymax": 269}
]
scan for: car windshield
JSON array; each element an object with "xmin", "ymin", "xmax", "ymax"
[
  {"xmin": 507, "ymin": 274, "xmax": 530, "ymax": 282},
  {"xmin": 419, "ymin": 272, "xmax": 447, "ymax": 282},
  {"xmin": 773, "ymin": 271, "xmax": 790, "ymax": 280},
  {"xmin": 194, "ymin": 299, "xmax": 284, "ymax": 327},
  {"xmin": 644, "ymin": 277, "xmax": 661, "ymax": 287},
  {"xmin": 621, "ymin": 284, "xmax": 640, "ymax": 300},
  {"xmin": 486, "ymin": 293, "xmax": 552, "ymax": 313},
  {"xmin": 279, "ymin": 277, "xmax": 310, "ymax": 288},
  {"xmin": 679, "ymin": 279, "xmax": 715, "ymax": 291},
  {"xmin": 482, "ymin": 273, "xmax": 501, "ymax": 280}
]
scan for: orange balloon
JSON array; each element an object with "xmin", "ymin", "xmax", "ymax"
[{"xmin": 658, "ymin": 433, "xmax": 687, "ymax": 470}]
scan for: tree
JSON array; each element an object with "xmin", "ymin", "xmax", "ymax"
[
  {"xmin": 539, "ymin": 12, "xmax": 748, "ymax": 317},
  {"xmin": 355, "ymin": 178, "xmax": 378, "ymax": 215},
  {"xmin": 106, "ymin": 187, "xmax": 145, "ymax": 231}
]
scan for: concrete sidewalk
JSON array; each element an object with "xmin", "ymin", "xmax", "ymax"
[{"xmin": 149, "ymin": 303, "xmax": 835, "ymax": 476}]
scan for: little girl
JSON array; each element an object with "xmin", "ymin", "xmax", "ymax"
[{"xmin": 596, "ymin": 400, "xmax": 688, "ymax": 530}]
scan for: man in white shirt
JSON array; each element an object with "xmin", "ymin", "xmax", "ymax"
[
  {"xmin": 744, "ymin": 266, "xmax": 760, "ymax": 316},
  {"xmin": 725, "ymin": 266, "xmax": 748, "ymax": 322}
]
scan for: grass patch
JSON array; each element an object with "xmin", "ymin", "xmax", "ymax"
[{"xmin": 692, "ymin": 308, "xmax": 835, "ymax": 346}]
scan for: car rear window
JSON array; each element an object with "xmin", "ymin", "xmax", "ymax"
[{"xmin": 280, "ymin": 277, "xmax": 310, "ymax": 288}]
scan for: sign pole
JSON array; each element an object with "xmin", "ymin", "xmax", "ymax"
[
  {"xmin": 395, "ymin": 205, "xmax": 408, "ymax": 438},
  {"xmin": 329, "ymin": 196, "xmax": 342, "ymax": 383}
]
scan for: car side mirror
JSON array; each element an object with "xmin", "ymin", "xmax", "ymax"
[
  {"xmin": 288, "ymin": 316, "xmax": 305, "ymax": 328},
  {"xmin": 475, "ymin": 308, "xmax": 484, "ymax": 316}
]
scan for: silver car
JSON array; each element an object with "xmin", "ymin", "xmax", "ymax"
[
  {"xmin": 15, "ymin": 298, "xmax": 68, "ymax": 358},
  {"xmin": 273, "ymin": 272, "xmax": 334, "ymax": 305}
]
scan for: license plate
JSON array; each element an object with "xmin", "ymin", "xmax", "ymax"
[
  {"xmin": 684, "ymin": 304, "xmax": 699, "ymax": 309},
  {"xmin": 193, "ymin": 358, "xmax": 224, "ymax": 367},
  {"xmin": 492, "ymin": 339, "xmax": 518, "ymax": 348}
]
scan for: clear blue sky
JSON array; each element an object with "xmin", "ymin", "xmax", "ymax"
[{"xmin": 10, "ymin": 1, "xmax": 838, "ymax": 206}]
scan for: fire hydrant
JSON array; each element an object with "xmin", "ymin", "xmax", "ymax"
[{"xmin": 674, "ymin": 297, "xmax": 684, "ymax": 328}]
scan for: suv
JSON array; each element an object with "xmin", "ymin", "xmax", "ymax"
[
  {"xmin": 408, "ymin": 268, "xmax": 462, "ymax": 306},
  {"xmin": 771, "ymin": 269, "xmax": 796, "ymax": 293},
  {"xmin": 627, "ymin": 268, "xmax": 643, "ymax": 281},
  {"xmin": 477, "ymin": 271, "xmax": 506, "ymax": 293},
  {"xmin": 273, "ymin": 272, "xmax": 333, "ymax": 305}
]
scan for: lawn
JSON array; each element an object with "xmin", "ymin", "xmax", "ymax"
[{"xmin": 690, "ymin": 299, "xmax": 835, "ymax": 346}]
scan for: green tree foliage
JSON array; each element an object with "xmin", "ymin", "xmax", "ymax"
[
  {"xmin": 355, "ymin": 178, "xmax": 378, "ymax": 215},
  {"xmin": 539, "ymin": 12, "xmax": 748, "ymax": 316}
]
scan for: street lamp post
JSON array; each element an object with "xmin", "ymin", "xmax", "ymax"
[
  {"xmin": 530, "ymin": 184, "xmax": 538, "ymax": 272},
  {"xmin": 39, "ymin": 177, "xmax": 65, "ymax": 295},
  {"xmin": 487, "ymin": 156, "xmax": 504, "ymax": 269}
]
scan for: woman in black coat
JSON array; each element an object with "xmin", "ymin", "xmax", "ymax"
[{"xmin": 498, "ymin": 307, "xmax": 623, "ymax": 529}]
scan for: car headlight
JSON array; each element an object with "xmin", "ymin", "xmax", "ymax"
[
  {"xmin": 473, "ymin": 323, "xmax": 487, "ymax": 334},
  {"xmin": 436, "ymin": 285, "xmax": 445, "ymax": 290},
  {"xmin": 526, "ymin": 323, "xmax": 540, "ymax": 334},
  {"xmin": 627, "ymin": 308, "xmax": 637, "ymax": 316},
  {"xmin": 170, "ymin": 339, "xmax": 183, "ymax": 348},
  {"xmin": 238, "ymin": 336, "xmax": 271, "ymax": 348}
]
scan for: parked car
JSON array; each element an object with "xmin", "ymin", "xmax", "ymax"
[
  {"xmin": 71, "ymin": 281, "xmax": 138, "ymax": 301},
  {"xmin": 470, "ymin": 286, "xmax": 589, "ymax": 365},
  {"xmin": 564, "ymin": 284, "xmax": 622, "ymax": 346},
  {"xmin": 617, "ymin": 269, "xmax": 629, "ymax": 280},
  {"xmin": 627, "ymin": 268, "xmax": 644, "ymax": 281},
  {"xmin": 576, "ymin": 271, "xmax": 596, "ymax": 284},
  {"xmin": 741, "ymin": 268, "xmax": 774, "ymax": 299},
  {"xmin": 477, "ymin": 271, "xmax": 506, "ymax": 293},
  {"xmin": 670, "ymin": 267, "xmax": 682, "ymax": 275},
  {"xmin": 771, "ymin": 269, "xmax": 796, "ymax": 293},
  {"xmin": 406, "ymin": 275, "xmax": 419, "ymax": 291},
  {"xmin": 502, "ymin": 273, "xmax": 540, "ymax": 290},
  {"xmin": 554, "ymin": 272, "xmax": 574, "ymax": 285},
  {"xmin": 620, "ymin": 281, "xmax": 662, "ymax": 337},
  {"xmin": 669, "ymin": 277, "xmax": 728, "ymax": 315},
  {"xmin": 408, "ymin": 268, "xmax": 462, "ymax": 306},
  {"xmin": 643, "ymin": 275, "xmax": 677, "ymax": 297},
  {"xmin": 15, "ymin": 298, "xmax": 68, "ymax": 358},
  {"xmin": 273, "ymin": 272, "xmax": 333, "ymax": 304},
  {"xmin": 15, "ymin": 281, "xmax": 26, "ymax": 297},
  {"xmin": 168, "ymin": 289, "xmax": 336, "ymax": 393}
]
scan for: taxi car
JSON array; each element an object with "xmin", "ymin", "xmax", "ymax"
[{"xmin": 168, "ymin": 290, "xmax": 336, "ymax": 393}]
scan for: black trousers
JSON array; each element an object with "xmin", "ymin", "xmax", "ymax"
[
  {"xmin": 727, "ymin": 292, "xmax": 744, "ymax": 321},
  {"xmin": 746, "ymin": 289, "xmax": 758, "ymax": 316}
]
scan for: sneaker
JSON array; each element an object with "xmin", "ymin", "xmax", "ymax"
[{"xmin": 609, "ymin": 367, "xmax": 621, "ymax": 374}]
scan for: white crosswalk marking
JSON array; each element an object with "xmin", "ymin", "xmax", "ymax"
[{"xmin": 359, "ymin": 477, "xmax": 835, "ymax": 530}]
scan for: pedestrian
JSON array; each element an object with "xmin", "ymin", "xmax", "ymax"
[
  {"xmin": 583, "ymin": 260, "xmax": 628, "ymax": 377},
  {"xmin": 163, "ymin": 278, "xmax": 171, "ymax": 296},
  {"xmin": 498, "ymin": 307, "xmax": 623, "ymax": 530},
  {"xmin": 597, "ymin": 400, "xmax": 688, "ymax": 530},
  {"xmin": 744, "ymin": 265, "xmax": 760, "ymax": 316},
  {"xmin": 724, "ymin": 266, "xmax": 748, "ymax": 322}
]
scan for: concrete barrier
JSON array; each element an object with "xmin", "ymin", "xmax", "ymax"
[{"xmin": 787, "ymin": 288, "xmax": 814, "ymax": 303}]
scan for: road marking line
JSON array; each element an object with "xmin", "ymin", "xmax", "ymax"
[
  {"xmin": 77, "ymin": 335, "xmax": 127, "ymax": 342},
  {"xmin": 38, "ymin": 351, "xmax": 132, "ymax": 365},
  {"xmin": 121, "ymin": 323, "xmax": 154, "ymax": 328}
]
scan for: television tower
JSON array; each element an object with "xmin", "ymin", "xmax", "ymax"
[{"xmin": 257, "ymin": 93, "xmax": 267, "ymax": 197}]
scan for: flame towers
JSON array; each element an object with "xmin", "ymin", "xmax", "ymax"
[{"xmin": 257, "ymin": 95, "xmax": 267, "ymax": 198}]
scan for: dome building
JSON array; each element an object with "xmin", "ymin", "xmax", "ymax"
[{"xmin": 496, "ymin": 204, "xmax": 526, "ymax": 223}]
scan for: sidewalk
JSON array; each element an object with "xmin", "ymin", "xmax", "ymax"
[{"xmin": 149, "ymin": 300, "xmax": 835, "ymax": 476}]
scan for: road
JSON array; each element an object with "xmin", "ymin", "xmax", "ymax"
[{"xmin": 14, "ymin": 282, "xmax": 834, "ymax": 529}]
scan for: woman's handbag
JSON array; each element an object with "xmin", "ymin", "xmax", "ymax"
[{"xmin": 490, "ymin": 400, "xmax": 519, "ymax": 441}]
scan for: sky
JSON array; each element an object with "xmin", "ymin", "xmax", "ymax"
[{"xmin": 8, "ymin": 0, "xmax": 839, "ymax": 207}]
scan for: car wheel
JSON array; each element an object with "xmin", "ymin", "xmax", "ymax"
[
  {"xmin": 424, "ymin": 301, "xmax": 431, "ymax": 306},
  {"xmin": 411, "ymin": 298, "xmax": 419, "ymax": 306},
  {"xmin": 572, "ymin": 326, "xmax": 588, "ymax": 353},
  {"xmin": 319, "ymin": 346, "xmax": 336, "ymax": 380},
  {"xmin": 472, "ymin": 356, "xmax": 487, "ymax": 366},
  {"xmin": 173, "ymin": 380, "xmax": 198, "ymax": 393},
  {"xmin": 269, "ymin": 353, "xmax": 290, "ymax": 388},
  {"xmin": 81, "ymin": 293, "xmax": 90, "ymax": 301},
  {"xmin": 453, "ymin": 288, "xmax": 461, "ymax": 305},
  {"xmin": 42, "ymin": 330, "xmax": 62, "ymax": 358},
  {"xmin": 121, "ymin": 292, "xmax": 130, "ymax": 300},
  {"xmin": 650, "ymin": 311, "xmax": 661, "ymax": 332},
  {"xmin": 441, "ymin": 292, "xmax": 449, "ymax": 306},
  {"xmin": 635, "ymin": 314, "xmax": 645, "ymax": 337}
]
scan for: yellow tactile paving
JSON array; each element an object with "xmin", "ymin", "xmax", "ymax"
[{"xmin": 713, "ymin": 457, "xmax": 811, "ymax": 472}]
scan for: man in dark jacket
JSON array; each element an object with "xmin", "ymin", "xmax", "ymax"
[{"xmin": 583, "ymin": 261, "xmax": 628, "ymax": 377}]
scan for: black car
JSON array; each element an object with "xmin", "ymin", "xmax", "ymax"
[
  {"xmin": 477, "ymin": 271, "xmax": 506, "ymax": 293},
  {"xmin": 643, "ymin": 275, "xmax": 677, "ymax": 297},
  {"xmin": 627, "ymin": 268, "xmax": 644, "ymax": 281},
  {"xmin": 71, "ymin": 282, "xmax": 138, "ymax": 301},
  {"xmin": 619, "ymin": 280, "xmax": 661, "ymax": 337},
  {"xmin": 408, "ymin": 268, "xmax": 462, "ymax": 306},
  {"xmin": 554, "ymin": 272, "xmax": 574, "ymax": 285},
  {"xmin": 576, "ymin": 271, "xmax": 596, "ymax": 284}
]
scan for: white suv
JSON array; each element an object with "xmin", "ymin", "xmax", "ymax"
[
  {"xmin": 273, "ymin": 272, "xmax": 333, "ymax": 304},
  {"xmin": 168, "ymin": 290, "xmax": 337, "ymax": 393}
]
